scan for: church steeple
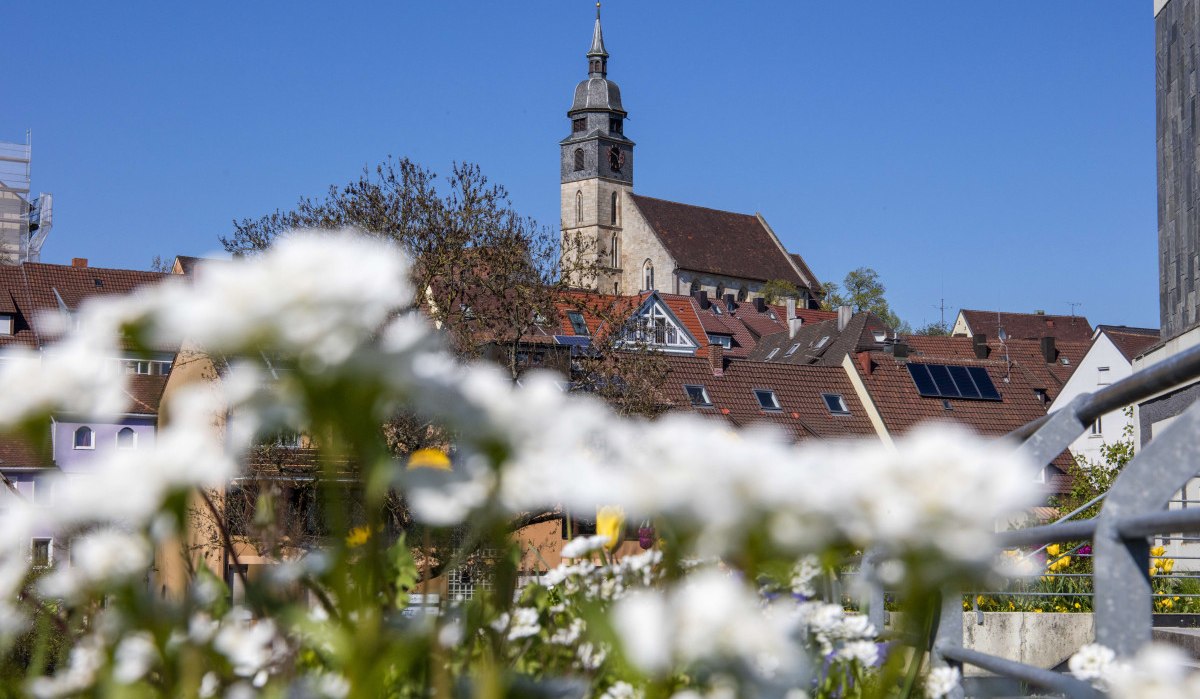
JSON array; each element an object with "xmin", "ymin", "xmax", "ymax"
[{"xmin": 588, "ymin": 2, "xmax": 608, "ymax": 77}]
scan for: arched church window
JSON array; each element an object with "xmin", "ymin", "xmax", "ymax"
[
  {"xmin": 716, "ymin": 283, "xmax": 725, "ymax": 300},
  {"xmin": 611, "ymin": 191, "xmax": 619, "ymax": 225},
  {"xmin": 737, "ymin": 286, "xmax": 748, "ymax": 302},
  {"xmin": 689, "ymin": 280, "xmax": 700, "ymax": 296},
  {"xmin": 575, "ymin": 191, "xmax": 583, "ymax": 224},
  {"xmin": 643, "ymin": 260, "xmax": 654, "ymax": 291},
  {"xmin": 610, "ymin": 233, "xmax": 619, "ymax": 269},
  {"xmin": 574, "ymin": 148, "xmax": 585, "ymax": 172}
]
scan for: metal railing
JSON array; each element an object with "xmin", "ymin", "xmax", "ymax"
[{"xmin": 862, "ymin": 340, "xmax": 1200, "ymax": 698}]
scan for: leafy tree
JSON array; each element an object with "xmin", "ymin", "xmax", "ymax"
[
  {"xmin": 820, "ymin": 267, "xmax": 905, "ymax": 330},
  {"xmin": 149, "ymin": 255, "xmax": 172, "ymax": 273},
  {"xmin": 912, "ymin": 320, "xmax": 950, "ymax": 336},
  {"xmin": 759, "ymin": 279, "xmax": 802, "ymax": 305}
]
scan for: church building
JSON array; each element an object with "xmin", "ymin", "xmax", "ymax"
[{"xmin": 559, "ymin": 5, "xmax": 823, "ymax": 308}]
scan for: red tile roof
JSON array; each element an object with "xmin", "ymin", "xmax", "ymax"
[
  {"xmin": 0, "ymin": 433, "xmax": 50, "ymax": 469},
  {"xmin": 900, "ymin": 336, "xmax": 1089, "ymax": 403},
  {"xmin": 662, "ymin": 355, "xmax": 877, "ymax": 441},
  {"xmin": 1095, "ymin": 326, "xmax": 1159, "ymax": 362},
  {"xmin": 959, "ymin": 309, "xmax": 1093, "ymax": 343},
  {"xmin": 628, "ymin": 194, "xmax": 817, "ymax": 288}
]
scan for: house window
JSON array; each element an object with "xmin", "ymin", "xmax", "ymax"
[
  {"xmin": 754, "ymin": 389, "xmax": 781, "ymax": 411},
  {"xmin": 575, "ymin": 190, "xmax": 583, "ymax": 224},
  {"xmin": 822, "ymin": 393, "xmax": 850, "ymax": 415},
  {"xmin": 116, "ymin": 427, "xmax": 137, "ymax": 449},
  {"xmin": 610, "ymin": 233, "xmax": 619, "ymax": 269},
  {"xmin": 611, "ymin": 191, "xmax": 620, "ymax": 225},
  {"xmin": 709, "ymin": 335, "xmax": 732, "ymax": 349},
  {"xmin": 683, "ymin": 384, "xmax": 712, "ymax": 406},
  {"xmin": 0, "ymin": 314, "xmax": 12, "ymax": 335},
  {"xmin": 573, "ymin": 148, "xmax": 585, "ymax": 172},
  {"xmin": 1098, "ymin": 366, "xmax": 1111, "ymax": 385},
  {"xmin": 643, "ymin": 261, "xmax": 654, "ymax": 291},
  {"xmin": 632, "ymin": 301, "xmax": 694, "ymax": 350},
  {"xmin": 567, "ymin": 311, "xmax": 590, "ymax": 336},
  {"xmin": 1090, "ymin": 417, "xmax": 1103, "ymax": 437},
  {"xmin": 73, "ymin": 426, "xmax": 94, "ymax": 450},
  {"xmin": 31, "ymin": 539, "xmax": 51, "ymax": 567}
]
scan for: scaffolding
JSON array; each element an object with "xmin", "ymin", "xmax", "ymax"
[{"xmin": 0, "ymin": 131, "xmax": 52, "ymax": 265}]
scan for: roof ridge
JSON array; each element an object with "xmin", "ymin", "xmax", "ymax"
[{"xmin": 629, "ymin": 192, "xmax": 757, "ymax": 219}]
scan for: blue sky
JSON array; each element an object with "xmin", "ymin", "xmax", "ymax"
[{"xmin": 0, "ymin": 2, "xmax": 1156, "ymax": 330}]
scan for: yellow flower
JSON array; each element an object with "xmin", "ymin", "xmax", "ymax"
[
  {"xmin": 1150, "ymin": 566, "xmax": 1158, "ymax": 576},
  {"xmin": 406, "ymin": 448, "xmax": 452, "ymax": 471},
  {"xmin": 1163, "ymin": 559, "xmax": 1176, "ymax": 574},
  {"xmin": 1046, "ymin": 544, "xmax": 1062, "ymax": 558},
  {"xmin": 1074, "ymin": 603, "xmax": 1081, "ymax": 609},
  {"xmin": 596, "ymin": 506, "xmax": 626, "ymax": 551},
  {"xmin": 346, "ymin": 525, "xmax": 372, "ymax": 548},
  {"xmin": 1034, "ymin": 608, "xmax": 1043, "ymax": 613},
  {"xmin": 1151, "ymin": 545, "xmax": 1166, "ymax": 558}
]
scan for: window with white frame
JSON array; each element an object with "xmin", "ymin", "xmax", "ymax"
[
  {"xmin": 0, "ymin": 314, "xmax": 12, "ymax": 335},
  {"xmin": 31, "ymin": 538, "xmax": 51, "ymax": 568},
  {"xmin": 1097, "ymin": 366, "xmax": 1111, "ymax": 385},
  {"xmin": 683, "ymin": 384, "xmax": 712, "ymax": 406},
  {"xmin": 1090, "ymin": 416, "xmax": 1103, "ymax": 437},
  {"xmin": 784, "ymin": 343, "xmax": 801, "ymax": 357},
  {"xmin": 754, "ymin": 389, "xmax": 781, "ymax": 411},
  {"xmin": 821, "ymin": 393, "xmax": 850, "ymax": 415},
  {"xmin": 116, "ymin": 427, "xmax": 137, "ymax": 449},
  {"xmin": 73, "ymin": 426, "xmax": 94, "ymax": 450},
  {"xmin": 765, "ymin": 347, "xmax": 780, "ymax": 360},
  {"xmin": 631, "ymin": 301, "xmax": 695, "ymax": 351},
  {"xmin": 708, "ymin": 334, "xmax": 732, "ymax": 350}
]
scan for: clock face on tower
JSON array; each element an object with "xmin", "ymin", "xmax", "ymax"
[{"xmin": 608, "ymin": 144, "xmax": 625, "ymax": 172}]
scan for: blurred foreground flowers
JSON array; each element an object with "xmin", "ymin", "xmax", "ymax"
[{"xmin": 0, "ymin": 231, "xmax": 1055, "ymax": 697}]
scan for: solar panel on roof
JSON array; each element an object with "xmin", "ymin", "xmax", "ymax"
[
  {"xmin": 947, "ymin": 365, "xmax": 981, "ymax": 399},
  {"xmin": 968, "ymin": 366, "xmax": 1001, "ymax": 400},
  {"xmin": 926, "ymin": 364, "xmax": 961, "ymax": 398},
  {"xmin": 553, "ymin": 335, "xmax": 591, "ymax": 347},
  {"xmin": 907, "ymin": 363, "xmax": 1001, "ymax": 402}
]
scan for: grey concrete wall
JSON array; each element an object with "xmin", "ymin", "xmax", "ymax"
[{"xmin": 961, "ymin": 613, "xmax": 1094, "ymax": 677}]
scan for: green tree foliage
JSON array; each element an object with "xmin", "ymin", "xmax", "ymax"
[
  {"xmin": 820, "ymin": 267, "xmax": 905, "ymax": 331},
  {"xmin": 912, "ymin": 321, "xmax": 950, "ymax": 336},
  {"xmin": 759, "ymin": 279, "xmax": 802, "ymax": 304}
]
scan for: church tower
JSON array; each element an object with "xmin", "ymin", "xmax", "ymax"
[{"xmin": 561, "ymin": 3, "xmax": 634, "ymax": 293}]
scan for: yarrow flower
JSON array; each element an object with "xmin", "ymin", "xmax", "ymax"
[{"xmin": 923, "ymin": 666, "xmax": 960, "ymax": 699}]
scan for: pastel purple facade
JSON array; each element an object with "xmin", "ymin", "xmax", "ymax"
[{"xmin": 52, "ymin": 416, "xmax": 157, "ymax": 474}]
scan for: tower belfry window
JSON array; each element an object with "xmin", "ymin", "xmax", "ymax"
[
  {"xmin": 611, "ymin": 191, "xmax": 619, "ymax": 225},
  {"xmin": 572, "ymin": 118, "xmax": 586, "ymax": 133},
  {"xmin": 574, "ymin": 148, "xmax": 585, "ymax": 172},
  {"xmin": 610, "ymin": 233, "xmax": 619, "ymax": 269},
  {"xmin": 575, "ymin": 191, "xmax": 583, "ymax": 224}
]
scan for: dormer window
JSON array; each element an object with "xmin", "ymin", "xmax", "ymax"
[
  {"xmin": 73, "ymin": 426, "xmax": 94, "ymax": 450},
  {"xmin": 709, "ymin": 334, "xmax": 732, "ymax": 350},
  {"xmin": 0, "ymin": 314, "xmax": 12, "ymax": 335},
  {"xmin": 754, "ymin": 389, "xmax": 781, "ymax": 411},
  {"xmin": 567, "ymin": 311, "xmax": 589, "ymax": 336},
  {"xmin": 683, "ymin": 384, "xmax": 712, "ymax": 407}
]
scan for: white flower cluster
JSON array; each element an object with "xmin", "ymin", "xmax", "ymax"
[
  {"xmin": 923, "ymin": 666, "xmax": 960, "ymax": 699},
  {"xmin": 790, "ymin": 555, "xmax": 822, "ymax": 598},
  {"xmin": 540, "ymin": 549, "xmax": 661, "ymax": 602},
  {"xmin": 1069, "ymin": 642, "xmax": 1200, "ymax": 697},
  {"xmin": 795, "ymin": 601, "xmax": 876, "ymax": 658}
]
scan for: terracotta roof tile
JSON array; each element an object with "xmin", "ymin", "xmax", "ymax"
[
  {"xmin": 0, "ymin": 433, "xmax": 50, "ymax": 469},
  {"xmin": 662, "ymin": 355, "xmax": 877, "ymax": 441},
  {"xmin": 959, "ymin": 309, "xmax": 1093, "ymax": 343},
  {"xmin": 1095, "ymin": 326, "xmax": 1160, "ymax": 362},
  {"xmin": 901, "ymin": 336, "xmax": 1089, "ymax": 403},
  {"xmin": 628, "ymin": 194, "xmax": 816, "ymax": 288}
]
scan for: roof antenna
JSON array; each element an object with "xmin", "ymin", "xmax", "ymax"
[
  {"xmin": 1067, "ymin": 301, "xmax": 1082, "ymax": 321},
  {"xmin": 995, "ymin": 311, "xmax": 1011, "ymax": 383}
]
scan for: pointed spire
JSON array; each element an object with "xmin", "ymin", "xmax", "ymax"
[{"xmin": 588, "ymin": 2, "xmax": 608, "ymax": 58}]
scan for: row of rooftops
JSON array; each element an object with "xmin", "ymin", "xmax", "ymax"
[{"xmin": 0, "ymin": 256, "xmax": 1165, "ymax": 497}]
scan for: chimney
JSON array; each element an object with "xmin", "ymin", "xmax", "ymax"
[
  {"xmin": 1046, "ymin": 319, "xmax": 1056, "ymax": 329},
  {"xmin": 837, "ymin": 305, "xmax": 852, "ymax": 332},
  {"xmin": 723, "ymin": 293, "xmax": 736, "ymax": 312},
  {"xmin": 708, "ymin": 342, "xmax": 724, "ymax": 377},
  {"xmin": 694, "ymin": 290, "xmax": 710, "ymax": 310},
  {"xmin": 1035, "ymin": 309, "xmax": 1045, "ymax": 315},
  {"xmin": 857, "ymin": 351, "xmax": 873, "ymax": 376},
  {"xmin": 972, "ymin": 333, "xmax": 989, "ymax": 360},
  {"xmin": 71, "ymin": 258, "xmax": 88, "ymax": 268},
  {"xmin": 1040, "ymin": 336, "xmax": 1057, "ymax": 363},
  {"xmin": 785, "ymin": 298, "xmax": 802, "ymax": 338},
  {"xmin": 753, "ymin": 297, "xmax": 766, "ymax": 313},
  {"xmin": 892, "ymin": 341, "xmax": 909, "ymax": 358}
]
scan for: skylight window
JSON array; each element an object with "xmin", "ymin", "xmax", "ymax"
[
  {"xmin": 754, "ymin": 389, "xmax": 781, "ymax": 411},
  {"xmin": 784, "ymin": 343, "xmax": 801, "ymax": 357},
  {"xmin": 812, "ymin": 336, "xmax": 830, "ymax": 350},
  {"xmin": 822, "ymin": 393, "xmax": 850, "ymax": 415},
  {"xmin": 906, "ymin": 363, "xmax": 1002, "ymax": 401},
  {"xmin": 712, "ymin": 304, "xmax": 723, "ymax": 315},
  {"xmin": 567, "ymin": 311, "xmax": 589, "ymax": 336},
  {"xmin": 684, "ymin": 384, "xmax": 712, "ymax": 406},
  {"xmin": 766, "ymin": 348, "xmax": 780, "ymax": 360}
]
